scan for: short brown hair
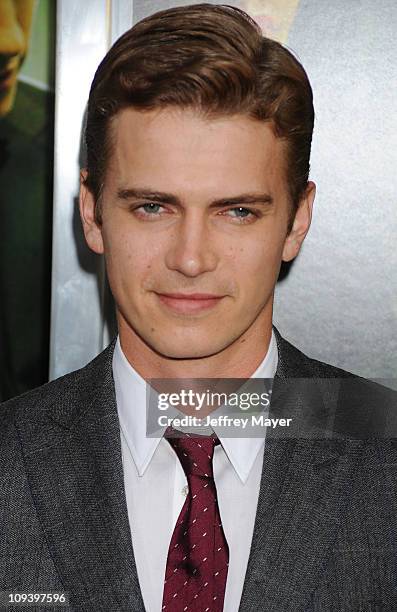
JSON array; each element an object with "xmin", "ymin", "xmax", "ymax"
[{"xmin": 84, "ymin": 3, "xmax": 314, "ymax": 229}]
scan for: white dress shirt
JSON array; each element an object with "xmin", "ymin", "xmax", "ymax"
[{"xmin": 113, "ymin": 333, "xmax": 278, "ymax": 612}]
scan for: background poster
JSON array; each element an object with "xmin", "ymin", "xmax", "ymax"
[{"xmin": 0, "ymin": 0, "xmax": 56, "ymax": 401}]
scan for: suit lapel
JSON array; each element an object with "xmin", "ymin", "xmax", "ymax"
[
  {"xmin": 15, "ymin": 343, "xmax": 145, "ymax": 611},
  {"xmin": 239, "ymin": 329, "xmax": 364, "ymax": 611}
]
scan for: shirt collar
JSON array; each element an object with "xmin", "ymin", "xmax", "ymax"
[{"xmin": 113, "ymin": 331, "xmax": 278, "ymax": 483}]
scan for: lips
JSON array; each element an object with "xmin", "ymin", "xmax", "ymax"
[
  {"xmin": 155, "ymin": 292, "xmax": 224, "ymax": 314},
  {"xmin": 160, "ymin": 292, "xmax": 222, "ymax": 299}
]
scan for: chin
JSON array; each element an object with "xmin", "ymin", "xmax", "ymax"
[{"xmin": 147, "ymin": 334, "xmax": 227, "ymax": 361}]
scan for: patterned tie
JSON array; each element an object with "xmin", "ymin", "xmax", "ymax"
[{"xmin": 162, "ymin": 426, "xmax": 229, "ymax": 611}]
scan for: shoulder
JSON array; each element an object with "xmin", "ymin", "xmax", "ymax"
[
  {"xmin": 273, "ymin": 327, "xmax": 356, "ymax": 379},
  {"xmin": 273, "ymin": 327, "xmax": 397, "ymax": 438},
  {"xmin": 0, "ymin": 340, "xmax": 116, "ymax": 439}
]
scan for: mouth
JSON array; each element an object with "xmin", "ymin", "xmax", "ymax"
[{"xmin": 155, "ymin": 292, "xmax": 225, "ymax": 314}]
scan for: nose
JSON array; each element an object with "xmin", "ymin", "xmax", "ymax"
[
  {"xmin": 0, "ymin": 1, "xmax": 26, "ymax": 65},
  {"xmin": 165, "ymin": 212, "xmax": 218, "ymax": 277}
]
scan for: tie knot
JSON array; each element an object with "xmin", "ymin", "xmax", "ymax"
[{"xmin": 164, "ymin": 425, "xmax": 219, "ymax": 479}]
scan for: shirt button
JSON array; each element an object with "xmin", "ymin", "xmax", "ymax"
[{"xmin": 182, "ymin": 485, "xmax": 189, "ymax": 497}]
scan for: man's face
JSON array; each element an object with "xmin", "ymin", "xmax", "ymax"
[
  {"xmin": 0, "ymin": 0, "xmax": 35, "ymax": 117},
  {"xmin": 81, "ymin": 107, "xmax": 313, "ymax": 360}
]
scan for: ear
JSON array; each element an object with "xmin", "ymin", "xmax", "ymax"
[
  {"xmin": 79, "ymin": 170, "xmax": 104, "ymax": 254},
  {"xmin": 282, "ymin": 181, "xmax": 316, "ymax": 262}
]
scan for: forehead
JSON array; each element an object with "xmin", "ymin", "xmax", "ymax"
[{"xmin": 107, "ymin": 107, "xmax": 287, "ymax": 196}]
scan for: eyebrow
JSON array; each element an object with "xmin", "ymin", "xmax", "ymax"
[{"xmin": 116, "ymin": 187, "xmax": 273, "ymax": 207}]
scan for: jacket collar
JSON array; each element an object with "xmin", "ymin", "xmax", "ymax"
[{"xmin": 238, "ymin": 328, "xmax": 364, "ymax": 611}]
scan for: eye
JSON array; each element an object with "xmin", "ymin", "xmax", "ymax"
[
  {"xmin": 140, "ymin": 203, "xmax": 163, "ymax": 214},
  {"xmin": 222, "ymin": 207, "xmax": 258, "ymax": 222},
  {"xmin": 229, "ymin": 207, "xmax": 251, "ymax": 217},
  {"xmin": 131, "ymin": 202, "xmax": 168, "ymax": 218}
]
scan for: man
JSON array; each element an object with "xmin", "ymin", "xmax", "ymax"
[{"xmin": 1, "ymin": 4, "xmax": 396, "ymax": 612}]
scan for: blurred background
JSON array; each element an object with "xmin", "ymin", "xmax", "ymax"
[{"xmin": 0, "ymin": 0, "xmax": 396, "ymax": 401}]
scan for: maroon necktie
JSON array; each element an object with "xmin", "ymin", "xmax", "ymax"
[{"xmin": 161, "ymin": 426, "xmax": 229, "ymax": 611}]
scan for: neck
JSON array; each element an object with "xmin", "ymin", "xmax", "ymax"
[{"xmin": 117, "ymin": 312, "xmax": 274, "ymax": 381}]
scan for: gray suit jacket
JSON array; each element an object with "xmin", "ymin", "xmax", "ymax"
[{"xmin": 1, "ymin": 330, "xmax": 396, "ymax": 611}]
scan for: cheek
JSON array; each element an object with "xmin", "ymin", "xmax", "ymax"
[
  {"xmin": 233, "ymin": 230, "xmax": 285, "ymax": 278},
  {"xmin": 103, "ymin": 225, "xmax": 166, "ymax": 285}
]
